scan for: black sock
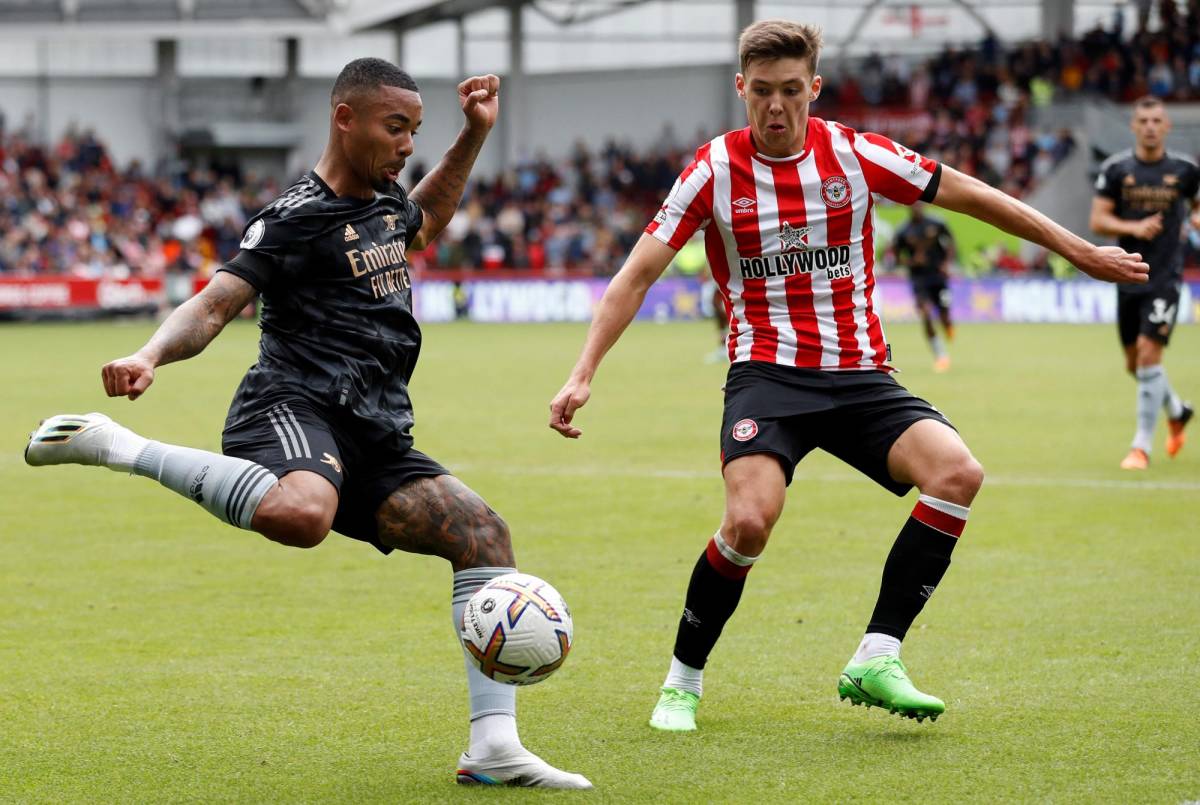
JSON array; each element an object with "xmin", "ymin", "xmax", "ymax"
[
  {"xmin": 867, "ymin": 498, "xmax": 967, "ymax": 640},
  {"xmin": 672, "ymin": 538, "xmax": 753, "ymax": 669}
]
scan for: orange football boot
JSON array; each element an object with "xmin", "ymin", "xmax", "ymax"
[
  {"xmin": 1119, "ymin": 447, "xmax": 1149, "ymax": 470},
  {"xmin": 1166, "ymin": 402, "xmax": 1193, "ymax": 458}
]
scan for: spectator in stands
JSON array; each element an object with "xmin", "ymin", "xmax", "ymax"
[{"xmin": 6, "ymin": 5, "xmax": 1200, "ymax": 278}]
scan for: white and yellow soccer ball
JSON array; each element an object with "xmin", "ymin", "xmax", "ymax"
[{"xmin": 459, "ymin": 573, "xmax": 573, "ymax": 686}]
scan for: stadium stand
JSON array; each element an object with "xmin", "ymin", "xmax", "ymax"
[{"xmin": 7, "ymin": 10, "xmax": 1200, "ymax": 278}]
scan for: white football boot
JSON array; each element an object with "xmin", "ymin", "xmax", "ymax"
[
  {"xmin": 456, "ymin": 746, "xmax": 593, "ymax": 789},
  {"xmin": 25, "ymin": 413, "xmax": 142, "ymax": 471}
]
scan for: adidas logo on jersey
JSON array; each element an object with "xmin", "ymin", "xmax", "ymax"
[{"xmin": 344, "ymin": 224, "xmax": 360, "ymax": 242}]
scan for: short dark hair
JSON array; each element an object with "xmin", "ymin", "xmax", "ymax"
[
  {"xmin": 738, "ymin": 19, "xmax": 822, "ymax": 75},
  {"xmin": 1133, "ymin": 95, "xmax": 1164, "ymax": 110},
  {"xmin": 331, "ymin": 58, "xmax": 419, "ymax": 105}
]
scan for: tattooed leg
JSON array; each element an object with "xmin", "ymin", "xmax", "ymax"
[
  {"xmin": 376, "ymin": 473, "xmax": 591, "ymax": 785},
  {"xmin": 378, "ymin": 475, "xmax": 522, "ymax": 754},
  {"xmin": 374, "ymin": 474, "xmax": 516, "ymax": 571}
]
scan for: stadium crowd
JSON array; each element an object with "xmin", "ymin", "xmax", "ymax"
[
  {"xmin": 0, "ymin": 120, "xmax": 279, "ymax": 280},
  {"xmin": 5, "ymin": 5, "xmax": 1200, "ymax": 278}
]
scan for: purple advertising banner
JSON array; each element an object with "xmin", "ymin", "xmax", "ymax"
[{"xmin": 413, "ymin": 277, "xmax": 1200, "ymax": 325}]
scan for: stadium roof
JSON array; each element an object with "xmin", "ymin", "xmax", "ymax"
[
  {"xmin": 0, "ymin": 0, "xmax": 1134, "ymax": 67},
  {"xmin": 0, "ymin": 0, "xmax": 342, "ymax": 34}
]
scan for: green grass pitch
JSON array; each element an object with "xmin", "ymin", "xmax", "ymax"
[{"xmin": 2, "ymin": 318, "xmax": 1198, "ymax": 803}]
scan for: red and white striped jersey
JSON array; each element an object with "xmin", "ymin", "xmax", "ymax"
[{"xmin": 646, "ymin": 118, "xmax": 941, "ymax": 371}]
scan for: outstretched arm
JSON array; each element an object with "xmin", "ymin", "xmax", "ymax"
[
  {"xmin": 932, "ymin": 165, "xmax": 1149, "ymax": 284},
  {"xmin": 101, "ymin": 271, "xmax": 258, "ymax": 400},
  {"xmin": 549, "ymin": 234, "xmax": 678, "ymax": 438},
  {"xmin": 408, "ymin": 74, "xmax": 499, "ymax": 251}
]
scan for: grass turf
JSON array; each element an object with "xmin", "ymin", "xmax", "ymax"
[{"xmin": 1, "ymin": 319, "xmax": 1198, "ymax": 803}]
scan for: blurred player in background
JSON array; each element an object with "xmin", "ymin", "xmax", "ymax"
[
  {"xmin": 25, "ymin": 58, "xmax": 590, "ymax": 789},
  {"xmin": 892, "ymin": 203, "xmax": 956, "ymax": 372},
  {"xmin": 670, "ymin": 235, "xmax": 727, "ymax": 361},
  {"xmin": 550, "ymin": 19, "xmax": 1148, "ymax": 732},
  {"xmin": 1090, "ymin": 96, "xmax": 1196, "ymax": 470}
]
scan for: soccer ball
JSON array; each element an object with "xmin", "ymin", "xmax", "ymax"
[{"xmin": 459, "ymin": 573, "xmax": 573, "ymax": 686}]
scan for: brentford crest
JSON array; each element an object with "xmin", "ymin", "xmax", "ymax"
[
  {"xmin": 731, "ymin": 418, "xmax": 758, "ymax": 442},
  {"xmin": 821, "ymin": 176, "xmax": 851, "ymax": 208}
]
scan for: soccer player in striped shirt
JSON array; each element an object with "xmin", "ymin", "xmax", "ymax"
[{"xmin": 549, "ymin": 20, "xmax": 1149, "ymax": 730}]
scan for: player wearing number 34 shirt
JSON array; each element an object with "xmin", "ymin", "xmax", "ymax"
[{"xmin": 1091, "ymin": 95, "xmax": 1197, "ymax": 470}]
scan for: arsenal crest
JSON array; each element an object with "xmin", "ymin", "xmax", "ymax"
[{"xmin": 821, "ymin": 176, "xmax": 851, "ymax": 208}]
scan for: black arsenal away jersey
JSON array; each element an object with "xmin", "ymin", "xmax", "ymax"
[
  {"xmin": 1095, "ymin": 150, "xmax": 1200, "ymax": 295},
  {"xmin": 219, "ymin": 171, "xmax": 425, "ymax": 448},
  {"xmin": 894, "ymin": 217, "xmax": 953, "ymax": 283}
]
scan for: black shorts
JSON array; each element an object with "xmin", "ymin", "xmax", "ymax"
[
  {"xmin": 720, "ymin": 362, "xmax": 954, "ymax": 496},
  {"xmin": 1117, "ymin": 286, "xmax": 1181, "ymax": 346},
  {"xmin": 222, "ymin": 397, "xmax": 448, "ymax": 554},
  {"xmin": 911, "ymin": 278, "xmax": 950, "ymax": 311}
]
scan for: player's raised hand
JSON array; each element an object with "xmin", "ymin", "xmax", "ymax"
[
  {"xmin": 549, "ymin": 379, "xmax": 590, "ymax": 439},
  {"xmin": 101, "ymin": 354, "xmax": 156, "ymax": 400},
  {"xmin": 1075, "ymin": 246, "xmax": 1149, "ymax": 284},
  {"xmin": 458, "ymin": 74, "xmax": 499, "ymax": 131}
]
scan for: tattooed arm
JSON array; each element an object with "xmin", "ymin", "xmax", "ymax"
[
  {"xmin": 100, "ymin": 271, "xmax": 258, "ymax": 400},
  {"xmin": 408, "ymin": 74, "xmax": 499, "ymax": 252}
]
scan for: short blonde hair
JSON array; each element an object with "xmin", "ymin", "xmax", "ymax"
[{"xmin": 738, "ymin": 19, "xmax": 823, "ymax": 75}]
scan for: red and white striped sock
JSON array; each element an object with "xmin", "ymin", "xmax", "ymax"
[
  {"xmin": 912, "ymin": 494, "xmax": 969, "ymax": 537},
  {"xmin": 704, "ymin": 530, "xmax": 759, "ymax": 579}
]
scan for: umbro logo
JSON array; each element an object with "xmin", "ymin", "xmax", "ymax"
[
  {"xmin": 733, "ymin": 196, "xmax": 756, "ymax": 214},
  {"xmin": 344, "ymin": 224, "xmax": 360, "ymax": 242}
]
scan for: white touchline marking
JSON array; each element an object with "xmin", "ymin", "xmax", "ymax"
[{"xmin": 449, "ymin": 463, "xmax": 1200, "ymax": 492}]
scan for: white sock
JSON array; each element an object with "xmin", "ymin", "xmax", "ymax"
[
  {"xmin": 663, "ymin": 655, "xmax": 704, "ymax": 696},
  {"xmin": 131, "ymin": 440, "xmax": 277, "ymax": 530},
  {"xmin": 452, "ymin": 567, "xmax": 520, "ymax": 755},
  {"xmin": 853, "ymin": 632, "xmax": 901, "ymax": 663},
  {"xmin": 1161, "ymin": 372, "xmax": 1185, "ymax": 420},
  {"xmin": 468, "ymin": 714, "xmax": 520, "ymax": 756},
  {"xmin": 930, "ymin": 334, "xmax": 947, "ymax": 359},
  {"xmin": 1133, "ymin": 365, "xmax": 1168, "ymax": 453}
]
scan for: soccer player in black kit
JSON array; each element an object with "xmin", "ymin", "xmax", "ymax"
[
  {"xmin": 893, "ymin": 203, "xmax": 956, "ymax": 372},
  {"xmin": 1090, "ymin": 96, "xmax": 1196, "ymax": 470},
  {"xmin": 24, "ymin": 59, "xmax": 591, "ymax": 789}
]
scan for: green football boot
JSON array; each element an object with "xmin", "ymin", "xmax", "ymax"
[
  {"xmin": 649, "ymin": 687, "xmax": 699, "ymax": 732},
  {"xmin": 838, "ymin": 655, "xmax": 945, "ymax": 722}
]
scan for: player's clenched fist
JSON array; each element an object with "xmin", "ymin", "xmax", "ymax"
[
  {"xmin": 458, "ymin": 74, "xmax": 499, "ymax": 130},
  {"xmin": 101, "ymin": 354, "xmax": 156, "ymax": 400},
  {"xmin": 1076, "ymin": 246, "xmax": 1150, "ymax": 285},
  {"xmin": 549, "ymin": 380, "xmax": 590, "ymax": 439}
]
